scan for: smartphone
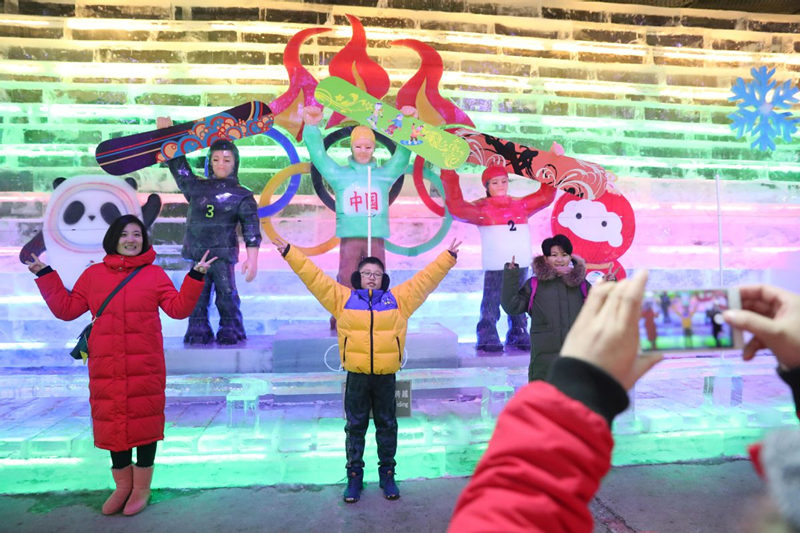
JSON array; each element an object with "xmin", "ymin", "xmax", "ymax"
[{"xmin": 639, "ymin": 288, "xmax": 743, "ymax": 353}]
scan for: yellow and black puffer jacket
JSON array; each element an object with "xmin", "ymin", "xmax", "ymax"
[{"xmin": 283, "ymin": 246, "xmax": 457, "ymax": 374}]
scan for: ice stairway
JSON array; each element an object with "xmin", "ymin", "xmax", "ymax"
[{"xmin": 0, "ymin": 354, "xmax": 796, "ymax": 493}]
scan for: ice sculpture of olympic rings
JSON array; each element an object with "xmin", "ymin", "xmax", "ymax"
[
  {"xmin": 323, "ymin": 343, "xmax": 343, "ymax": 372},
  {"xmin": 385, "ymin": 156, "xmax": 452, "ymax": 257},
  {"xmin": 259, "ymin": 162, "xmax": 340, "ymax": 256},
  {"xmin": 257, "ymin": 127, "xmax": 301, "ymax": 218},
  {"xmin": 412, "ymin": 156, "xmax": 445, "ymax": 217},
  {"xmin": 323, "ymin": 343, "xmax": 407, "ymax": 371}
]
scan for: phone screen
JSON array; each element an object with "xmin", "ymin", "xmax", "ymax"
[{"xmin": 640, "ymin": 289, "xmax": 735, "ymax": 352}]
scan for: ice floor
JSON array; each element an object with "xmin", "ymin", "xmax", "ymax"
[{"xmin": 0, "ymin": 341, "xmax": 794, "ymax": 495}]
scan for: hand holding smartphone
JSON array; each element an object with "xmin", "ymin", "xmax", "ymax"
[
  {"xmin": 722, "ymin": 284, "xmax": 800, "ymax": 368},
  {"xmin": 639, "ymin": 288, "xmax": 743, "ymax": 354}
]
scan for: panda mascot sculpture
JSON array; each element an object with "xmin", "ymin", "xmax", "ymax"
[{"xmin": 19, "ymin": 175, "xmax": 161, "ymax": 289}]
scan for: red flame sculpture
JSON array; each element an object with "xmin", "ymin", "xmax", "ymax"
[
  {"xmin": 326, "ymin": 14, "xmax": 390, "ymax": 128},
  {"xmin": 271, "ymin": 27, "xmax": 330, "ymax": 141},
  {"xmin": 393, "ymin": 39, "xmax": 474, "ymax": 128}
]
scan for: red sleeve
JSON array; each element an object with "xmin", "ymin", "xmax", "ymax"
[
  {"xmin": 440, "ymin": 170, "xmax": 484, "ymax": 224},
  {"xmin": 521, "ymin": 183, "xmax": 557, "ymax": 214},
  {"xmin": 448, "ymin": 382, "xmax": 613, "ymax": 533},
  {"xmin": 34, "ymin": 269, "xmax": 90, "ymax": 321},
  {"xmin": 156, "ymin": 269, "xmax": 205, "ymax": 319}
]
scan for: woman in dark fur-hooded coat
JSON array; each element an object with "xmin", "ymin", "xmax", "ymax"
[{"xmin": 502, "ymin": 234, "xmax": 589, "ymax": 382}]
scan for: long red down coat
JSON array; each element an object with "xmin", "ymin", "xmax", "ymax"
[{"xmin": 35, "ymin": 248, "xmax": 204, "ymax": 452}]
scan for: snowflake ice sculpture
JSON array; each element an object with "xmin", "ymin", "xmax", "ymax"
[{"xmin": 728, "ymin": 66, "xmax": 799, "ymax": 151}]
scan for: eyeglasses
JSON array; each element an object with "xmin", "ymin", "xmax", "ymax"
[{"xmin": 359, "ymin": 271, "xmax": 383, "ymax": 279}]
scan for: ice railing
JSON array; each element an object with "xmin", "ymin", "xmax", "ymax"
[{"xmin": 0, "ymin": 354, "xmax": 794, "ymax": 429}]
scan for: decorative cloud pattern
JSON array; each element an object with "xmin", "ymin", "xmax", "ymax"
[{"xmin": 557, "ymin": 199, "xmax": 623, "ymax": 247}]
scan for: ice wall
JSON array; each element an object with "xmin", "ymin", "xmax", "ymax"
[
  {"xmin": 0, "ymin": 0, "xmax": 799, "ymax": 343},
  {"xmin": 1, "ymin": 0, "xmax": 798, "ymax": 262}
]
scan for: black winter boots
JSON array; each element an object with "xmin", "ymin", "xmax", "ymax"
[
  {"xmin": 378, "ymin": 465, "xmax": 400, "ymax": 500},
  {"xmin": 343, "ymin": 467, "xmax": 363, "ymax": 503}
]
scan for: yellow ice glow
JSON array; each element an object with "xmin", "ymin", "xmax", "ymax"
[
  {"xmin": 53, "ymin": 62, "xmax": 172, "ymax": 78},
  {"xmin": 542, "ymin": 80, "xmax": 642, "ymax": 96},
  {"xmin": 0, "ymin": 62, "xmax": 44, "ymax": 75},
  {"xmin": 209, "ymin": 23, "xmax": 302, "ymax": 35},
  {"xmin": 183, "ymin": 64, "xmax": 284, "ymax": 79},
  {"xmin": 441, "ymin": 72, "xmax": 530, "ymax": 90},
  {"xmin": 660, "ymin": 48, "xmax": 758, "ymax": 64},
  {"xmin": 65, "ymin": 18, "xmax": 171, "ymax": 31},
  {"xmin": 442, "ymin": 33, "xmax": 546, "ymax": 52},
  {"xmin": 552, "ymin": 41, "xmax": 648, "ymax": 57},
  {"xmin": 353, "ymin": 27, "xmax": 431, "ymax": 41},
  {"xmin": 0, "ymin": 17, "xmax": 52, "ymax": 27},
  {"xmin": 659, "ymin": 48, "xmax": 800, "ymax": 67},
  {"xmin": 658, "ymin": 88, "xmax": 735, "ymax": 101}
]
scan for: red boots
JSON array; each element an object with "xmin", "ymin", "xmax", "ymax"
[
  {"xmin": 101, "ymin": 464, "xmax": 154, "ymax": 515},
  {"xmin": 122, "ymin": 465, "xmax": 154, "ymax": 516},
  {"xmin": 102, "ymin": 465, "xmax": 133, "ymax": 515}
]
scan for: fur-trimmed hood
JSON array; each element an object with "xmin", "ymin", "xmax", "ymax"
[{"xmin": 532, "ymin": 254, "xmax": 587, "ymax": 287}]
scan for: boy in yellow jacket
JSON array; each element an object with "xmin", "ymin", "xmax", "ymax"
[{"xmin": 273, "ymin": 237, "xmax": 460, "ymax": 503}]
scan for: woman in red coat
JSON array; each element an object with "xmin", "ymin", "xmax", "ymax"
[{"xmin": 26, "ymin": 215, "xmax": 215, "ymax": 516}]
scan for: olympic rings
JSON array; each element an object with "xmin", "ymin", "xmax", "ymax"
[
  {"xmin": 412, "ymin": 156, "xmax": 446, "ymax": 217},
  {"xmin": 385, "ymin": 160, "xmax": 453, "ymax": 257},
  {"xmin": 310, "ymin": 126, "xmax": 405, "ymax": 212},
  {"xmin": 259, "ymin": 162, "xmax": 340, "ymax": 256},
  {"xmin": 257, "ymin": 127, "xmax": 302, "ymax": 218},
  {"xmin": 323, "ymin": 343, "xmax": 343, "ymax": 372}
]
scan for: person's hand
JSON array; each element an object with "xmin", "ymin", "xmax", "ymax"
[
  {"xmin": 722, "ymin": 284, "xmax": 800, "ymax": 370},
  {"xmin": 303, "ymin": 106, "xmax": 323, "ymax": 126},
  {"xmin": 560, "ymin": 270, "xmax": 662, "ymax": 390},
  {"xmin": 24, "ymin": 253, "xmax": 47, "ymax": 275},
  {"xmin": 241, "ymin": 257, "xmax": 257, "ymax": 282},
  {"xmin": 272, "ymin": 237, "xmax": 289, "ymax": 256},
  {"xmin": 156, "ymin": 116, "xmax": 173, "ymax": 129},
  {"xmin": 601, "ymin": 265, "xmax": 620, "ymax": 283},
  {"xmin": 505, "ymin": 255, "xmax": 519, "ymax": 269},
  {"xmin": 193, "ymin": 250, "xmax": 217, "ymax": 274},
  {"xmin": 447, "ymin": 238, "xmax": 462, "ymax": 256},
  {"xmin": 400, "ymin": 105, "xmax": 418, "ymax": 118}
]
